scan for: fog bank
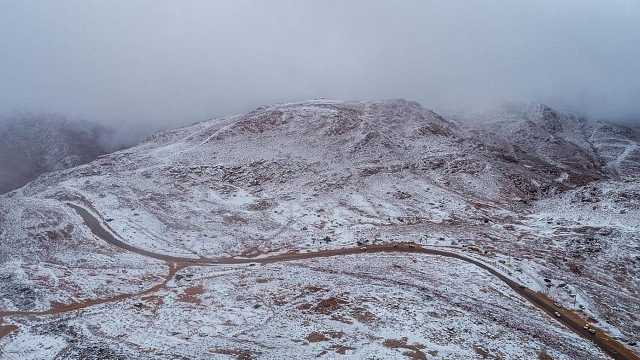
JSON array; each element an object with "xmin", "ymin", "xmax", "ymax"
[{"xmin": 1, "ymin": 1, "xmax": 639, "ymax": 140}]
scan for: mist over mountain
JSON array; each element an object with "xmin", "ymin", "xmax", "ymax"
[
  {"xmin": 1, "ymin": 1, "xmax": 639, "ymax": 136},
  {"xmin": 0, "ymin": 114, "xmax": 121, "ymax": 194}
]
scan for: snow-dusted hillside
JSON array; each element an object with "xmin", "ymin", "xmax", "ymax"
[
  {"xmin": 472, "ymin": 104, "xmax": 640, "ymax": 181},
  {"xmin": 1, "ymin": 100, "xmax": 638, "ymax": 359}
]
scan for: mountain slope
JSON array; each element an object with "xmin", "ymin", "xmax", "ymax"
[
  {"xmin": 1, "ymin": 100, "xmax": 638, "ymax": 359},
  {"xmin": 472, "ymin": 104, "xmax": 640, "ymax": 180}
]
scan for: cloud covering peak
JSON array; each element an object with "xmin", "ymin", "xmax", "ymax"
[{"xmin": 1, "ymin": 0, "xmax": 638, "ymax": 137}]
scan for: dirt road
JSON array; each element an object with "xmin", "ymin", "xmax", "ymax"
[{"xmin": 0, "ymin": 203, "xmax": 637, "ymax": 360}]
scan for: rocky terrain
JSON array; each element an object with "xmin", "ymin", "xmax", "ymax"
[
  {"xmin": 0, "ymin": 114, "xmax": 115, "ymax": 194},
  {"xmin": 0, "ymin": 99, "xmax": 638, "ymax": 359}
]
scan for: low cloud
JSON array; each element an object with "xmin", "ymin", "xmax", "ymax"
[{"xmin": 1, "ymin": 0, "xmax": 638, "ymax": 141}]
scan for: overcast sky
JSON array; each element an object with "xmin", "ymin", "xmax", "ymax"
[{"xmin": 1, "ymin": 0, "xmax": 639, "ymax": 138}]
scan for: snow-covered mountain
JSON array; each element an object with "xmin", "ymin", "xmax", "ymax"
[
  {"xmin": 0, "ymin": 114, "xmax": 114, "ymax": 194},
  {"xmin": 471, "ymin": 104, "xmax": 640, "ymax": 178},
  {"xmin": 1, "ymin": 100, "xmax": 638, "ymax": 359}
]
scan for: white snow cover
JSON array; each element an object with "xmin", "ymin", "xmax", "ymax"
[{"xmin": 1, "ymin": 100, "xmax": 638, "ymax": 359}]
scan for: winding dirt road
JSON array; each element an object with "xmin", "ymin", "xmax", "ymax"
[{"xmin": 1, "ymin": 203, "xmax": 638, "ymax": 360}]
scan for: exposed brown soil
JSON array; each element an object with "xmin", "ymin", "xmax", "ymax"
[
  {"xmin": 384, "ymin": 337, "xmax": 428, "ymax": 360},
  {"xmin": 325, "ymin": 331, "xmax": 345, "ymax": 339},
  {"xmin": 177, "ymin": 285, "xmax": 205, "ymax": 304},
  {"xmin": 538, "ymin": 350, "xmax": 554, "ymax": 360},
  {"xmin": 331, "ymin": 344, "xmax": 355, "ymax": 355},
  {"xmin": 304, "ymin": 285, "xmax": 326, "ymax": 293},
  {"xmin": 473, "ymin": 345, "xmax": 491, "ymax": 359},
  {"xmin": 209, "ymin": 348, "xmax": 255, "ymax": 360},
  {"xmin": 306, "ymin": 330, "xmax": 345, "ymax": 343},
  {"xmin": 306, "ymin": 332, "xmax": 329, "ymax": 342},
  {"xmin": 0, "ymin": 324, "xmax": 18, "ymax": 339},
  {"xmin": 313, "ymin": 297, "xmax": 349, "ymax": 314},
  {"xmin": 330, "ymin": 314, "xmax": 354, "ymax": 325},
  {"xmin": 222, "ymin": 214, "xmax": 248, "ymax": 224}
]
